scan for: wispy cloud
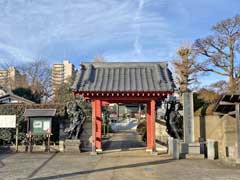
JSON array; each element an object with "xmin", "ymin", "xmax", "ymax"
[
  {"xmin": 0, "ymin": 0, "xmax": 178, "ymax": 64},
  {"xmin": 133, "ymin": 0, "xmax": 145, "ymax": 56},
  {"xmin": 0, "ymin": 0, "xmax": 239, "ymax": 66}
]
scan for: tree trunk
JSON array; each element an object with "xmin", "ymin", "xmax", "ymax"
[{"xmin": 228, "ymin": 41, "xmax": 236, "ymax": 93}]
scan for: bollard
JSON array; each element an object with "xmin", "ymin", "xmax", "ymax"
[
  {"xmin": 168, "ymin": 137, "xmax": 173, "ymax": 156},
  {"xmin": 207, "ymin": 139, "xmax": 218, "ymax": 160},
  {"xmin": 172, "ymin": 139, "xmax": 180, "ymax": 160}
]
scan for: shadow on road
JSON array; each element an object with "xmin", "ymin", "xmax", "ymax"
[
  {"xmin": 27, "ymin": 152, "xmax": 58, "ymax": 179},
  {"xmin": 0, "ymin": 153, "xmax": 14, "ymax": 168},
  {"xmin": 102, "ymin": 130, "xmax": 146, "ymax": 151},
  {"xmin": 29, "ymin": 158, "xmax": 173, "ymax": 180}
]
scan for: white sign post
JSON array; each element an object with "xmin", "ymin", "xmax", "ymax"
[
  {"xmin": 0, "ymin": 115, "xmax": 16, "ymax": 128},
  {"xmin": 0, "ymin": 115, "xmax": 18, "ymax": 152}
]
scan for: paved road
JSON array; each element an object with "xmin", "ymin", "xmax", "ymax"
[
  {"xmin": 0, "ymin": 131, "xmax": 240, "ymax": 180},
  {"xmin": 102, "ymin": 130, "xmax": 146, "ymax": 151}
]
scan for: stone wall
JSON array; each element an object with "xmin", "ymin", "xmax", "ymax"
[
  {"xmin": 79, "ymin": 117, "xmax": 92, "ymax": 151},
  {"xmin": 194, "ymin": 114, "xmax": 237, "ymax": 159},
  {"xmin": 155, "ymin": 119, "xmax": 169, "ymax": 145},
  {"xmin": 222, "ymin": 115, "xmax": 237, "ymax": 159}
]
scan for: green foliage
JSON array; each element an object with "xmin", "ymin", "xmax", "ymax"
[
  {"xmin": 194, "ymin": 89, "xmax": 219, "ymax": 116},
  {"xmin": 14, "ymin": 132, "xmax": 27, "ymax": 144},
  {"xmin": 193, "ymin": 93, "xmax": 205, "ymax": 112},
  {"xmin": 136, "ymin": 121, "xmax": 146, "ymax": 141},
  {"xmin": 13, "ymin": 87, "xmax": 41, "ymax": 103},
  {"xmin": 102, "ymin": 106, "xmax": 110, "ymax": 124},
  {"xmin": 33, "ymin": 135, "xmax": 48, "ymax": 145},
  {"xmin": 0, "ymin": 129, "xmax": 12, "ymax": 143}
]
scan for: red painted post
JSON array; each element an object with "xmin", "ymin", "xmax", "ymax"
[
  {"xmin": 150, "ymin": 99, "xmax": 156, "ymax": 151},
  {"xmin": 91, "ymin": 100, "xmax": 96, "ymax": 153},
  {"xmin": 146, "ymin": 101, "xmax": 152, "ymax": 151},
  {"xmin": 95, "ymin": 99, "xmax": 102, "ymax": 152},
  {"xmin": 146, "ymin": 99, "xmax": 156, "ymax": 152}
]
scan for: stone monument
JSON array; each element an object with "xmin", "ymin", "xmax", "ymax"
[
  {"xmin": 183, "ymin": 92, "xmax": 204, "ymax": 159},
  {"xmin": 183, "ymin": 92, "xmax": 194, "ymax": 143}
]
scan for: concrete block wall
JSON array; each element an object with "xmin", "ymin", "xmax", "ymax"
[{"xmin": 194, "ymin": 114, "xmax": 237, "ymax": 160}]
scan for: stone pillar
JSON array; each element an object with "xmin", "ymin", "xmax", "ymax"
[
  {"xmin": 183, "ymin": 92, "xmax": 194, "ymax": 143},
  {"xmin": 236, "ymin": 103, "xmax": 240, "ymax": 164}
]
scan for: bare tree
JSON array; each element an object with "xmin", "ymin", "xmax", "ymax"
[
  {"xmin": 93, "ymin": 56, "xmax": 106, "ymax": 62},
  {"xmin": 19, "ymin": 59, "xmax": 51, "ymax": 99},
  {"xmin": 194, "ymin": 15, "xmax": 240, "ymax": 93},
  {"xmin": 208, "ymin": 80, "xmax": 228, "ymax": 94},
  {"xmin": 173, "ymin": 45, "xmax": 199, "ymax": 94}
]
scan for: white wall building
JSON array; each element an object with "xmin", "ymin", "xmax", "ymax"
[{"xmin": 51, "ymin": 60, "xmax": 75, "ymax": 93}]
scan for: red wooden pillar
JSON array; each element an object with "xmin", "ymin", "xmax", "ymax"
[
  {"xmin": 91, "ymin": 99, "xmax": 102, "ymax": 152},
  {"xmin": 91, "ymin": 100, "xmax": 96, "ymax": 153},
  {"xmin": 95, "ymin": 99, "xmax": 102, "ymax": 152},
  {"xmin": 146, "ymin": 99, "xmax": 156, "ymax": 152}
]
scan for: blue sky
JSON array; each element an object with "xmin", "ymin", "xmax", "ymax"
[{"xmin": 0, "ymin": 0, "xmax": 239, "ymax": 84}]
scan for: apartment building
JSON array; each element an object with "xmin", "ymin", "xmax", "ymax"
[
  {"xmin": 0, "ymin": 67, "xmax": 28, "ymax": 90},
  {"xmin": 52, "ymin": 60, "xmax": 75, "ymax": 93}
]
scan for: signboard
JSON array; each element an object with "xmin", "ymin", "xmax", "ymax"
[
  {"xmin": 0, "ymin": 115, "xmax": 16, "ymax": 128},
  {"xmin": 30, "ymin": 117, "xmax": 51, "ymax": 134}
]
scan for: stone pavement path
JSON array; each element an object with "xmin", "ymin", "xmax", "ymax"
[
  {"xmin": 102, "ymin": 130, "xmax": 146, "ymax": 151},
  {"xmin": 0, "ymin": 130, "xmax": 240, "ymax": 180},
  {"xmin": 1, "ymin": 151, "xmax": 240, "ymax": 180}
]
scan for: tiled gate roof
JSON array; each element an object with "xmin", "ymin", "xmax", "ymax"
[{"xmin": 72, "ymin": 62, "xmax": 175, "ymax": 92}]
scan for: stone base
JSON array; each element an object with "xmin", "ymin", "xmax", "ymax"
[
  {"xmin": 64, "ymin": 139, "xmax": 81, "ymax": 153},
  {"xmin": 179, "ymin": 142, "xmax": 206, "ymax": 159},
  {"xmin": 188, "ymin": 143, "xmax": 201, "ymax": 154},
  {"xmin": 146, "ymin": 149, "xmax": 153, "ymax": 152},
  {"xmin": 90, "ymin": 151, "xmax": 98, "ymax": 156},
  {"xmin": 59, "ymin": 140, "xmax": 65, "ymax": 152},
  {"xmin": 185, "ymin": 143, "xmax": 205, "ymax": 159},
  {"xmin": 186, "ymin": 154, "xmax": 205, "ymax": 159},
  {"xmin": 150, "ymin": 151, "xmax": 159, "ymax": 156},
  {"xmin": 96, "ymin": 149, "xmax": 103, "ymax": 153}
]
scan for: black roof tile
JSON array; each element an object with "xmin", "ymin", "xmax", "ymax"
[{"xmin": 72, "ymin": 62, "xmax": 175, "ymax": 92}]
